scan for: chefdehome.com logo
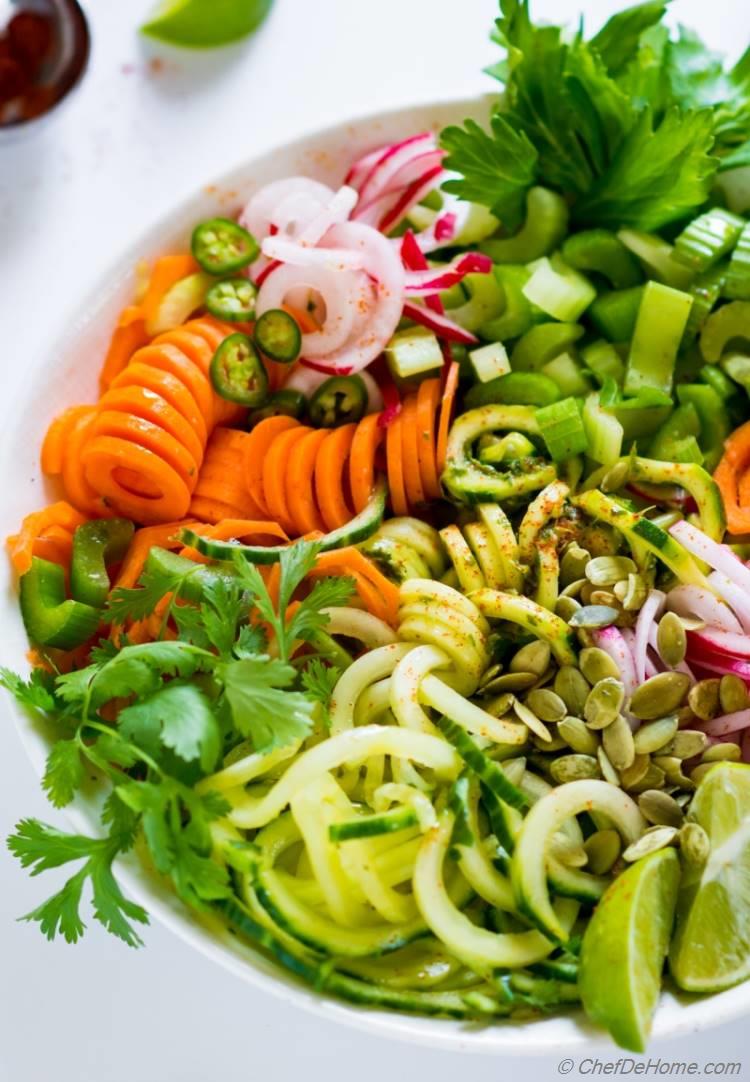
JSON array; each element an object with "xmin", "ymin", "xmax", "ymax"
[{"xmin": 556, "ymin": 1059, "xmax": 743, "ymax": 1076}]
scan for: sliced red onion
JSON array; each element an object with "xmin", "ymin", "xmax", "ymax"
[
  {"xmin": 687, "ymin": 627, "xmax": 750, "ymax": 659},
  {"xmin": 379, "ymin": 165, "xmax": 446, "ymax": 234},
  {"xmin": 402, "ymin": 302, "xmax": 478, "ymax": 345},
  {"xmin": 404, "ymin": 252, "xmax": 493, "ymax": 296},
  {"xmin": 742, "ymin": 728, "xmax": 750, "ymax": 762},
  {"xmin": 700, "ymin": 708, "xmax": 750, "ymax": 738},
  {"xmin": 296, "ymin": 185, "xmax": 359, "ymax": 247},
  {"xmin": 239, "ymin": 177, "xmax": 334, "ymax": 244},
  {"xmin": 633, "ymin": 589, "xmax": 666, "ymax": 684},
  {"xmin": 352, "ymin": 133, "xmax": 435, "ymax": 207},
  {"xmin": 686, "ymin": 653, "xmax": 750, "ymax": 681},
  {"xmin": 592, "ymin": 626, "xmax": 637, "ymax": 697},
  {"xmin": 665, "ymin": 584, "xmax": 743, "ymax": 634},
  {"xmin": 670, "ymin": 520, "xmax": 750, "ymax": 594},
  {"xmin": 627, "ymin": 482, "xmax": 692, "ymax": 509},
  {"xmin": 356, "ymin": 149, "xmax": 444, "ymax": 219},
  {"xmin": 256, "ymin": 262, "xmax": 363, "ymax": 358},
  {"xmin": 707, "ymin": 571, "xmax": 750, "ymax": 634},
  {"xmin": 644, "ymin": 650, "xmax": 660, "ymax": 679},
  {"xmin": 261, "ymin": 235, "xmax": 366, "ymax": 271}
]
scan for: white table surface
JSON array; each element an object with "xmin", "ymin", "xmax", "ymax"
[{"xmin": 0, "ymin": 1, "xmax": 747, "ymax": 1079}]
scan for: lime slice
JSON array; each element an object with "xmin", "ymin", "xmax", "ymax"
[
  {"xmin": 579, "ymin": 847, "xmax": 680, "ymax": 1052},
  {"xmin": 670, "ymin": 762, "xmax": 750, "ymax": 993},
  {"xmin": 141, "ymin": 0, "xmax": 273, "ymax": 49}
]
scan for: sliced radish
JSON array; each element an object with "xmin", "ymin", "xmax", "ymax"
[{"xmin": 666, "ymin": 583, "xmax": 743, "ymax": 634}]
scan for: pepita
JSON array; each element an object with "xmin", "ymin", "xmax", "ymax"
[
  {"xmin": 513, "ymin": 700, "xmax": 552, "ymax": 742},
  {"xmin": 482, "ymin": 672, "xmax": 538, "ymax": 694},
  {"xmin": 556, "ymin": 596, "xmax": 581, "ymax": 622},
  {"xmin": 678, "ymin": 822, "xmax": 710, "ymax": 866},
  {"xmin": 687, "ymin": 678, "xmax": 721, "ymax": 722},
  {"xmin": 597, "ymin": 746, "xmax": 621, "ymax": 786},
  {"xmin": 509, "ymin": 641, "xmax": 551, "ymax": 676},
  {"xmin": 579, "ymin": 646, "xmax": 620, "ymax": 685},
  {"xmin": 483, "ymin": 692, "xmax": 515, "ymax": 718},
  {"xmin": 554, "ymin": 666, "xmax": 591, "ymax": 716},
  {"xmin": 701, "ymin": 742, "xmax": 742, "ymax": 763},
  {"xmin": 584, "ymin": 677, "xmax": 625, "ymax": 730},
  {"xmin": 667, "ymin": 729, "xmax": 708, "ymax": 760},
  {"xmin": 558, "ymin": 715, "xmax": 600, "ymax": 756},
  {"xmin": 600, "ymin": 460, "xmax": 631, "ymax": 493},
  {"xmin": 633, "ymin": 716, "xmax": 679, "ymax": 756},
  {"xmin": 479, "ymin": 663, "xmax": 503, "ymax": 689},
  {"xmin": 602, "ymin": 713, "xmax": 636, "ymax": 770},
  {"xmin": 569, "ymin": 605, "xmax": 621, "ymax": 629},
  {"xmin": 590, "ymin": 589, "xmax": 621, "ymax": 609},
  {"xmin": 653, "ymin": 754, "xmax": 695, "ymax": 790},
  {"xmin": 619, "ymin": 753, "xmax": 650, "ymax": 790},
  {"xmin": 629, "ymin": 672, "xmax": 691, "ymax": 720},
  {"xmin": 502, "ymin": 757, "xmax": 527, "ymax": 785},
  {"xmin": 560, "ymin": 578, "xmax": 587, "ymax": 599},
  {"xmin": 675, "ymin": 792, "xmax": 692, "ymax": 808},
  {"xmin": 526, "ymin": 688, "xmax": 567, "ymax": 723},
  {"xmin": 720, "ymin": 673, "xmax": 750, "ymax": 714},
  {"xmin": 549, "ymin": 832, "xmax": 588, "ymax": 868},
  {"xmin": 560, "ymin": 544, "xmax": 591, "ymax": 586},
  {"xmin": 690, "ymin": 762, "xmax": 719, "ymax": 785},
  {"xmin": 550, "ymin": 754, "xmax": 601, "ymax": 784},
  {"xmin": 638, "ymin": 789, "xmax": 684, "ymax": 828},
  {"xmin": 534, "ymin": 731, "xmax": 568, "ymax": 752},
  {"xmin": 622, "ymin": 825, "xmax": 678, "ymax": 863},
  {"xmin": 584, "ymin": 829, "xmax": 622, "ymax": 875},
  {"xmin": 628, "ymin": 762, "xmax": 666, "ymax": 793},
  {"xmin": 585, "ymin": 555, "xmax": 637, "ymax": 587},
  {"xmin": 620, "ymin": 572, "xmax": 648, "ymax": 611},
  {"xmin": 656, "ymin": 611, "xmax": 687, "ymax": 668}
]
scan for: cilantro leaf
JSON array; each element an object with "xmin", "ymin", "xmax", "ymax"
[
  {"xmin": 200, "ymin": 578, "xmax": 249, "ymax": 659},
  {"xmin": 119, "ymin": 682, "xmax": 220, "ymax": 772},
  {"xmin": 286, "ymin": 576, "xmax": 355, "ymax": 647},
  {"xmin": 441, "ymin": 116, "xmax": 538, "ymax": 231},
  {"xmin": 106, "ymin": 561, "xmax": 198, "ymax": 624},
  {"xmin": 299, "ymin": 658, "xmax": 341, "ymax": 729},
  {"xmin": 233, "ymin": 622, "xmax": 267, "ymax": 659},
  {"xmin": 42, "ymin": 739, "xmax": 84, "ymax": 808},
  {"xmin": 0, "ymin": 666, "xmax": 57, "ymax": 713},
  {"xmin": 221, "ymin": 656, "xmax": 315, "ymax": 752}
]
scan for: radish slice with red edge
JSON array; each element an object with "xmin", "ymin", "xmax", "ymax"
[
  {"xmin": 404, "ymin": 252, "xmax": 493, "ymax": 296},
  {"xmin": 402, "ymin": 302, "xmax": 478, "ymax": 345},
  {"xmin": 686, "ymin": 627, "xmax": 750, "ymax": 659},
  {"xmin": 670, "ymin": 520, "xmax": 750, "ymax": 595},
  {"xmin": 592, "ymin": 626, "xmax": 637, "ymax": 698},
  {"xmin": 706, "ymin": 572, "xmax": 750, "ymax": 634},
  {"xmin": 665, "ymin": 584, "xmax": 743, "ymax": 634},
  {"xmin": 633, "ymin": 589, "xmax": 666, "ymax": 684}
]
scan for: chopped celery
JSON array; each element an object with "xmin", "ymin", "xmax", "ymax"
[
  {"xmin": 385, "ymin": 327, "xmax": 443, "ymax": 380},
  {"xmin": 611, "ymin": 396, "xmax": 672, "ymax": 440},
  {"xmin": 700, "ymin": 300, "xmax": 750, "ymax": 362},
  {"xmin": 649, "ymin": 402, "xmax": 701, "ymax": 461},
  {"xmin": 465, "ymin": 372, "xmax": 561, "ymax": 408},
  {"xmin": 480, "ymin": 187, "xmax": 569, "ymax": 264},
  {"xmin": 542, "ymin": 352, "xmax": 593, "ymax": 398},
  {"xmin": 582, "ymin": 393, "xmax": 623, "ymax": 466},
  {"xmin": 522, "ymin": 257, "xmax": 596, "ymax": 322},
  {"xmin": 469, "ymin": 341, "xmax": 510, "ymax": 383},
  {"xmin": 447, "ymin": 271, "xmax": 505, "ymax": 332},
  {"xmin": 673, "ymin": 209, "xmax": 745, "ymax": 272},
  {"xmin": 439, "ymin": 281, "xmax": 468, "ymax": 308},
  {"xmin": 450, "ymin": 203, "xmax": 501, "ymax": 246},
  {"xmin": 671, "ymin": 436, "xmax": 704, "ymax": 465},
  {"xmin": 510, "ymin": 322, "xmax": 584, "ymax": 372},
  {"xmin": 580, "ymin": 340, "xmax": 625, "ymax": 386},
  {"xmin": 478, "ymin": 265, "xmax": 538, "ymax": 342},
  {"xmin": 478, "ymin": 432, "xmax": 538, "ymax": 465},
  {"xmin": 721, "ymin": 352, "xmax": 750, "ymax": 393},
  {"xmin": 683, "ymin": 265, "xmax": 726, "ymax": 345},
  {"xmin": 535, "ymin": 398, "xmax": 589, "ymax": 461},
  {"xmin": 588, "ymin": 286, "xmax": 643, "ymax": 342},
  {"xmin": 561, "ymin": 230, "xmax": 642, "ymax": 289},
  {"xmin": 624, "ymin": 281, "xmax": 693, "ymax": 397},
  {"xmin": 617, "ymin": 230, "xmax": 695, "ymax": 290},
  {"xmin": 724, "ymin": 222, "xmax": 750, "ymax": 301},
  {"xmin": 698, "ymin": 364, "xmax": 737, "ymax": 402},
  {"xmin": 676, "ymin": 383, "xmax": 730, "ymax": 471}
]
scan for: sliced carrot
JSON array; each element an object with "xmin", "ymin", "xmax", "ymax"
[
  {"xmin": 400, "ymin": 395, "xmax": 425, "ymax": 509},
  {"xmin": 111, "ymin": 360, "xmax": 208, "ymax": 446},
  {"xmin": 386, "ymin": 413, "xmax": 408, "ymax": 516},
  {"xmin": 83, "ymin": 435, "xmax": 192, "ymax": 524},
  {"xmin": 714, "ymin": 422, "xmax": 750, "ymax": 534},
  {"xmin": 189, "ymin": 496, "xmax": 252, "ymax": 525},
  {"xmin": 311, "ymin": 548, "xmax": 400, "ymax": 627},
  {"xmin": 280, "ymin": 303, "xmax": 320, "ymax": 335},
  {"xmin": 263, "ymin": 425, "xmax": 312, "ymax": 535},
  {"xmin": 436, "ymin": 361, "xmax": 459, "ymax": 475},
  {"xmin": 349, "ymin": 413, "xmax": 383, "ymax": 513},
  {"xmin": 90, "ymin": 410, "xmax": 198, "ymax": 493},
  {"xmin": 131, "ymin": 342, "xmax": 214, "ymax": 432},
  {"xmin": 98, "ymin": 384, "xmax": 204, "ymax": 474},
  {"xmin": 99, "ymin": 310, "xmax": 150, "ymax": 392},
  {"xmin": 415, "ymin": 378, "xmax": 441, "ymax": 500},
  {"xmin": 287, "ymin": 428, "xmax": 329, "ymax": 534},
  {"xmin": 61, "ymin": 408, "xmax": 112, "ymax": 517},
  {"xmin": 42, "ymin": 406, "xmax": 87, "ymax": 476},
  {"xmin": 243, "ymin": 416, "xmax": 300, "ymax": 516},
  {"xmin": 7, "ymin": 502, "xmax": 87, "ymax": 575},
  {"xmin": 315, "ymin": 424, "xmax": 357, "ymax": 532},
  {"xmin": 31, "ymin": 525, "xmax": 74, "ymax": 567},
  {"xmin": 141, "ymin": 254, "xmax": 198, "ymax": 331},
  {"xmin": 186, "ymin": 316, "xmax": 247, "ymax": 426},
  {"xmin": 115, "ymin": 521, "xmax": 197, "ymax": 589}
]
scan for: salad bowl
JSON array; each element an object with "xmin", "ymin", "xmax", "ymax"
[{"xmin": 2, "ymin": 92, "xmax": 749, "ymax": 1055}]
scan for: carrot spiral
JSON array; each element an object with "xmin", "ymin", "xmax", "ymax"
[
  {"xmin": 7, "ymin": 501, "xmax": 88, "ymax": 575},
  {"xmin": 189, "ymin": 426, "xmax": 266, "ymax": 524}
]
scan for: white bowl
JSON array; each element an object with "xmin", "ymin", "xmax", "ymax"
[{"xmin": 1, "ymin": 94, "xmax": 748, "ymax": 1055}]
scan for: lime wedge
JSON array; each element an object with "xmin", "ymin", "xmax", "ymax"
[
  {"xmin": 579, "ymin": 848, "xmax": 680, "ymax": 1052},
  {"xmin": 670, "ymin": 762, "xmax": 750, "ymax": 994},
  {"xmin": 141, "ymin": 0, "xmax": 273, "ymax": 49}
]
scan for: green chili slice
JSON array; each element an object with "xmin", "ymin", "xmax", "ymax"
[
  {"xmin": 210, "ymin": 333, "xmax": 268, "ymax": 407},
  {"xmin": 205, "ymin": 278, "xmax": 258, "ymax": 321},
  {"xmin": 254, "ymin": 309, "xmax": 302, "ymax": 363},
  {"xmin": 191, "ymin": 218, "xmax": 259, "ymax": 275},
  {"xmin": 249, "ymin": 389, "xmax": 307, "ymax": 425},
  {"xmin": 309, "ymin": 376, "xmax": 368, "ymax": 428}
]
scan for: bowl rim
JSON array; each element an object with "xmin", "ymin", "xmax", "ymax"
[{"xmin": 3, "ymin": 90, "xmax": 750, "ymax": 1055}]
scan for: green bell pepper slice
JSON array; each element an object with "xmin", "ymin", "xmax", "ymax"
[
  {"xmin": 71, "ymin": 518, "xmax": 135, "ymax": 608},
  {"xmin": 20, "ymin": 557, "xmax": 102, "ymax": 649}
]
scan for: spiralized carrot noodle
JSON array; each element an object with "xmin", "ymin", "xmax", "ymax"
[
  {"xmin": 310, "ymin": 548, "xmax": 401, "ymax": 626},
  {"xmin": 7, "ymin": 502, "xmax": 87, "ymax": 576},
  {"xmin": 99, "ymin": 306, "xmax": 150, "ymax": 392},
  {"xmin": 190, "ymin": 427, "xmax": 266, "ymax": 524}
]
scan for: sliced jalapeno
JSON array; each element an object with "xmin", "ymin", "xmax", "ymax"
[
  {"xmin": 249, "ymin": 389, "xmax": 307, "ymax": 425},
  {"xmin": 254, "ymin": 308, "xmax": 302, "ymax": 363},
  {"xmin": 191, "ymin": 218, "xmax": 259, "ymax": 275},
  {"xmin": 210, "ymin": 333, "xmax": 268, "ymax": 407},
  {"xmin": 309, "ymin": 375, "xmax": 368, "ymax": 428},
  {"xmin": 205, "ymin": 277, "xmax": 258, "ymax": 321}
]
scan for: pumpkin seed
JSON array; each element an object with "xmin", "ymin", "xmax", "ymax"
[
  {"xmin": 675, "ymin": 792, "xmax": 692, "ymax": 808},
  {"xmin": 585, "ymin": 555, "xmax": 637, "ymax": 587},
  {"xmin": 556, "ymin": 596, "xmax": 581, "ymax": 622},
  {"xmin": 656, "ymin": 611, "xmax": 687, "ymax": 668},
  {"xmin": 584, "ymin": 829, "xmax": 622, "ymax": 875},
  {"xmin": 558, "ymin": 715, "xmax": 600, "ymax": 755},
  {"xmin": 483, "ymin": 692, "xmax": 515, "ymax": 718},
  {"xmin": 568, "ymin": 605, "xmax": 621, "ymax": 629},
  {"xmin": 678, "ymin": 822, "xmax": 710, "ymax": 866},
  {"xmin": 628, "ymin": 762, "xmax": 666, "ymax": 793},
  {"xmin": 629, "ymin": 672, "xmax": 691, "ymax": 720},
  {"xmin": 622, "ymin": 825, "xmax": 678, "ymax": 863},
  {"xmin": 719, "ymin": 673, "xmax": 750, "ymax": 714},
  {"xmin": 633, "ymin": 716, "xmax": 679, "ymax": 756},
  {"xmin": 513, "ymin": 700, "xmax": 552, "ymax": 742},
  {"xmin": 667, "ymin": 729, "xmax": 708, "ymax": 760},
  {"xmin": 479, "ymin": 663, "xmax": 503, "ymax": 689},
  {"xmin": 597, "ymin": 746, "xmax": 621, "ymax": 786},
  {"xmin": 687, "ymin": 678, "xmax": 721, "ymax": 722},
  {"xmin": 584, "ymin": 678, "xmax": 625, "ymax": 730},
  {"xmin": 554, "ymin": 666, "xmax": 591, "ymax": 716},
  {"xmin": 701, "ymin": 742, "xmax": 742, "ymax": 763},
  {"xmin": 619, "ymin": 753, "xmax": 651, "ymax": 790},
  {"xmin": 602, "ymin": 713, "xmax": 636, "ymax": 770},
  {"xmin": 502, "ymin": 757, "xmax": 527, "ymax": 785},
  {"xmin": 653, "ymin": 754, "xmax": 695, "ymax": 790},
  {"xmin": 690, "ymin": 762, "xmax": 719, "ymax": 785},
  {"xmin": 638, "ymin": 789, "xmax": 684, "ymax": 828},
  {"xmin": 509, "ymin": 641, "xmax": 551, "ymax": 676},
  {"xmin": 526, "ymin": 688, "xmax": 567, "ymax": 723},
  {"xmin": 620, "ymin": 573, "xmax": 648, "ymax": 611},
  {"xmin": 590, "ymin": 590, "xmax": 623, "ymax": 611},
  {"xmin": 549, "ymin": 832, "xmax": 588, "ymax": 868},
  {"xmin": 482, "ymin": 672, "xmax": 538, "ymax": 694},
  {"xmin": 560, "ymin": 543, "xmax": 590, "ymax": 586},
  {"xmin": 534, "ymin": 731, "xmax": 568, "ymax": 752},
  {"xmin": 579, "ymin": 646, "xmax": 620, "ymax": 685},
  {"xmin": 550, "ymin": 754, "xmax": 601, "ymax": 784},
  {"xmin": 560, "ymin": 578, "xmax": 587, "ymax": 599},
  {"xmin": 600, "ymin": 460, "xmax": 631, "ymax": 494}
]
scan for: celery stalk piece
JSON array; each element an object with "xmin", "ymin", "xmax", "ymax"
[
  {"xmin": 535, "ymin": 398, "xmax": 589, "ymax": 461},
  {"xmin": 624, "ymin": 281, "xmax": 693, "ymax": 397},
  {"xmin": 582, "ymin": 393, "xmax": 623, "ymax": 466},
  {"xmin": 480, "ymin": 187, "xmax": 569, "ymax": 264},
  {"xmin": 468, "ymin": 342, "xmax": 510, "ymax": 383},
  {"xmin": 700, "ymin": 300, "xmax": 750, "ymax": 362},
  {"xmin": 724, "ymin": 223, "xmax": 750, "ymax": 301},
  {"xmin": 542, "ymin": 352, "xmax": 593, "ymax": 398},
  {"xmin": 522, "ymin": 257, "xmax": 596, "ymax": 322},
  {"xmin": 617, "ymin": 230, "xmax": 695, "ymax": 290},
  {"xmin": 510, "ymin": 322, "xmax": 584, "ymax": 372},
  {"xmin": 673, "ymin": 209, "xmax": 745, "ymax": 273},
  {"xmin": 581, "ymin": 340, "xmax": 625, "ymax": 386},
  {"xmin": 385, "ymin": 327, "xmax": 443, "ymax": 380},
  {"xmin": 588, "ymin": 287, "xmax": 643, "ymax": 342}
]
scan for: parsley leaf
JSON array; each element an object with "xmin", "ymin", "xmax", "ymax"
[
  {"xmin": 221, "ymin": 656, "xmax": 315, "ymax": 752},
  {"xmin": 119, "ymin": 682, "xmax": 220, "ymax": 772}
]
